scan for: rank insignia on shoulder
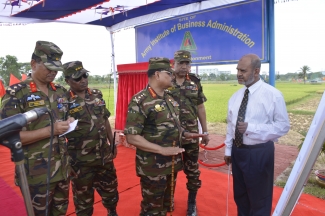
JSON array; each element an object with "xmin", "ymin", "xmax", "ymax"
[
  {"xmin": 154, "ymin": 104, "xmax": 165, "ymax": 112},
  {"xmin": 27, "ymin": 94, "xmax": 41, "ymax": 101},
  {"xmin": 94, "ymin": 98, "xmax": 105, "ymax": 106}
]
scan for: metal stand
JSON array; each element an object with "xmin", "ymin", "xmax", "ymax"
[{"xmin": 1, "ymin": 134, "xmax": 35, "ymax": 216}]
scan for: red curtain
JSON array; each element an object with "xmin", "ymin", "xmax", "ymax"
[{"xmin": 115, "ymin": 72, "xmax": 148, "ymax": 131}]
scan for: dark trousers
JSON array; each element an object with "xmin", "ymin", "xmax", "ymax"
[{"xmin": 231, "ymin": 141, "xmax": 274, "ymax": 216}]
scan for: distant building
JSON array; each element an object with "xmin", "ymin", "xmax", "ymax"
[{"xmin": 191, "ymin": 67, "xmax": 231, "ymax": 76}]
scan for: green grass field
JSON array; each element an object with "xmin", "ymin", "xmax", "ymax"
[{"xmin": 100, "ymin": 82, "xmax": 325, "ymax": 123}]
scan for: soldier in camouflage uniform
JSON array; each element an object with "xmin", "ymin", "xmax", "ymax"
[
  {"xmin": 63, "ymin": 61, "xmax": 118, "ymax": 216},
  {"xmin": 0, "ymin": 41, "xmax": 74, "ymax": 216},
  {"xmin": 169, "ymin": 50, "xmax": 210, "ymax": 216},
  {"xmin": 124, "ymin": 57, "xmax": 205, "ymax": 216}
]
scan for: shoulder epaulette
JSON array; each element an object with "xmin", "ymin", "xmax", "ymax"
[
  {"xmin": 132, "ymin": 89, "xmax": 147, "ymax": 104},
  {"xmin": 188, "ymin": 73, "xmax": 201, "ymax": 83},
  {"xmin": 5, "ymin": 83, "xmax": 27, "ymax": 96},
  {"xmin": 54, "ymin": 83, "xmax": 67, "ymax": 91},
  {"xmin": 91, "ymin": 89, "xmax": 103, "ymax": 96}
]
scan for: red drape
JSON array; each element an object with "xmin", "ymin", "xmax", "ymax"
[
  {"xmin": 0, "ymin": 80, "xmax": 5, "ymax": 98},
  {"xmin": 115, "ymin": 62, "xmax": 149, "ymax": 131},
  {"xmin": 115, "ymin": 72, "xmax": 148, "ymax": 130}
]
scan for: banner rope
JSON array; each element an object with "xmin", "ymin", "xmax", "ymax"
[{"xmin": 198, "ymin": 143, "xmax": 226, "ymax": 167}]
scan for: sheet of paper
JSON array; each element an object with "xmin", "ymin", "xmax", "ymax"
[{"xmin": 59, "ymin": 120, "xmax": 78, "ymax": 137}]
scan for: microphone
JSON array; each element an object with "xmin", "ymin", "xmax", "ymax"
[{"xmin": 0, "ymin": 107, "xmax": 48, "ymax": 141}]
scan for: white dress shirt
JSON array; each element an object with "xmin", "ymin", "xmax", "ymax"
[{"xmin": 225, "ymin": 79, "xmax": 290, "ymax": 156}]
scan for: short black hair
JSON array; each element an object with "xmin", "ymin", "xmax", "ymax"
[
  {"xmin": 31, "ymin": 53, "xmax": 42, "ymax": 63},
  {"xmin": 147, "ymin": 69, "xmax": 162, "ymax": 77}
]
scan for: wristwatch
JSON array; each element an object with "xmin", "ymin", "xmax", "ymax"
[{"xmin": 203, "ymin": 132, "xmax": 209, "ymax": 135}]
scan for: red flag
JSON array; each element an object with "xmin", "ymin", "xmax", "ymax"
[
  {"xmin": 21, "ymin": 74, "xmax": 27, "ymax": 81},
  {"xmin": 9, "ymin": 74, "xmax": 21, "ymax": 86},
  {"xmin": 0, "ymin": 80, "xmax": 5, "ymax": 98}
]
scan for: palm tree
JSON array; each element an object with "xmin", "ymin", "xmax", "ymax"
[{"xmin": 299, "ymin": 65, "xmax": 311, "ymax": 84}]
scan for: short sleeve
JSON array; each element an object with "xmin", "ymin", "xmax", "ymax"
[
  {"xmin": 124, "ymin": 99, "xmax": 145, "ymax": 135},
  {"xmin": 196, "ymin": 81, "xmax": 207, "ymax": 105}
]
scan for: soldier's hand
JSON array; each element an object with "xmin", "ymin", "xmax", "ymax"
[
  {"xmin": 184, "ymin": 132, "xmax": 207, "ymax": 139},
  {"xmin": 201, "ymin": 134, "xmax": 210, "ymax": 146},
  {"xmin": 52, "ymin": 120, "xmax": 71, "ymax": 136},
  {"xmin": 160, "ymin": 147, "xmax": 185, "ymax": 156},
  {"xmin": 67, "ymin": 117, "xmax": 75, "ymax": 123}
]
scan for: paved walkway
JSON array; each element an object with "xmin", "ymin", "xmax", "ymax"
[{"xmin": 198, "ymin": 134, "xmax": 299, "ymax": 180}]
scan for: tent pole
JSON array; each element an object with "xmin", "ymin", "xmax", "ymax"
[
  {"xmin": 109, "ymin": 30, "xmax": 117, "ymax": 117},
  {"xmin": 268, "ymin": 0, "xmax": 275, "ymax": 86}
]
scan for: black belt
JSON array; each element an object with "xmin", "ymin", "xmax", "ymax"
[{"xmin": 239, "ymin": 144, "xmax": 264, "ymax": 149}]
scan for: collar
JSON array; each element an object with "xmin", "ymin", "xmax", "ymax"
[
  {"xmin": 69, "ymin": 88, "xmax": 91, "ymax": 99},
  {"xmin": 247, "ymin": 79, "xmax": 262, "ymax": 95}
]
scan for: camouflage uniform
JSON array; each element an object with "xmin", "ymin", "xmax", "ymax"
[
  {"xmin": 170, "ymin": 51, "xmax": 207, "ymax": 192},
  {"xmin": 124, "ymin": 57, "xmax": 183, "ymax": 216},
  {"xmin": 0, "ymin": 41, "xmax": 70, "ymax": 216},
  {"xmin": 63, "ymin": 61, "xmax": 118, "ymax": 216}
]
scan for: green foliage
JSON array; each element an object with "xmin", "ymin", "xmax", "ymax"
[
  {"xmin": 0, "ymin": 55, "xmax": 31, "ymax": 85},
  {"xmin": 94, "ymin": 82, "xmax": 325, "ymax": 123},
  {"xmin": 298, "ymin": 65, "xmax": 311, "ymax": 84}
]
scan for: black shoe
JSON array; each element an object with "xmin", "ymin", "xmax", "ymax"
[
  {"xmin": 187, "ymin": 203, "xmax": 197, "ymax": 216},
  {"xmin": 108, "ymin": 209, "xmax": 118, "ymax": 216},
  {"xmin": 187, "ymin": 191, "xmax": 198, "ymax": 216}
]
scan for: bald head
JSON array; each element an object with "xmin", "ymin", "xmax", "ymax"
[
  {"xmin": 240, "ymin": 54, "xmax": 261, "ymax": 71},
  {"xmin": 236, "ymin": 53, "xmax": 261, "ymax": 87}
]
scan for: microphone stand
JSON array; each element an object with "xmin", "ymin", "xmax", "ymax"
[{"xmin": 1, "ymin": 133, "xmax": 35, "ymax": 216}]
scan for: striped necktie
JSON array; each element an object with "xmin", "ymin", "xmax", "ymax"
[{"xmin": 234, "ymin": 88, "xmax": 249, "ymax": 147}]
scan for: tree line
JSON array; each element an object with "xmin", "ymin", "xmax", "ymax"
[
  {"xmin": 0, "ymin": 55, "xmax": 114, "ymax": 86},
  {"xmin": 0, "ymin": 55, "xmax": 323, "ymax": 86}
]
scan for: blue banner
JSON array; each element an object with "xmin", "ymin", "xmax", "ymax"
[{"xmin": 135, "ymin": 0, "xmax": 267, "ymax": 65}]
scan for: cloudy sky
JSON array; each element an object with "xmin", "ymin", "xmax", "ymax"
[{"xmin": 0, "ymin": 0, "xmax": 324, "ymax": 76}]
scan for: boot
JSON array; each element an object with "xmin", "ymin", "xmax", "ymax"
[
  {"xmin": 187, "ymin": 191, "xmax": 198, "ymax": 216},
  {"xmin": 108, "ymin": 208, "xmax": 118, "ymax": 216}
]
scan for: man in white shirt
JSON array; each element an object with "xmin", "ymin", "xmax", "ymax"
[{"xmin": 224, "ymin": 54, "xmax": 290, "ymax": 216}]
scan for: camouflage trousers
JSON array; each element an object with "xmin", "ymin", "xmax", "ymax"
[
  {"xmin": 183, "ymin": 142, "xmax": 201, "ymax": 192},
  {"xmin": 27, "ymin": 179, "xmax": 70, "ymax": 216},
  {"xmin": 70, "ymin": 160, "xmax": 119, "ymax": 216},
  {"xmin": 140, "ymin": 173, "xmax": 178, "ymax": 216}
]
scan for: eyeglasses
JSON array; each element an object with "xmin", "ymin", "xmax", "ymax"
[
  {"xmin": 71, "ymin": 73, "xmax": 89, "ymax": 82},
  {"xmin": 159, "ymin": 70, "xmax": 173, "ymax": 76}
]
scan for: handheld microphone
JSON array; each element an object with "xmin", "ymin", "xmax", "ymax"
[{"xmin": 0, "ymin": 107, "xmax": 48, "ymax": 140}]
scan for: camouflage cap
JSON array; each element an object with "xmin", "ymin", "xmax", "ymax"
[
  {"xmin": 174, "ymin": 50, "xmax": 192, "ymax": 62},
  {"xmin": 62, "ymin": 61, "xmax": 89, "ymax": 78},
  {"xmin": 148, "ymin": 57, "xmax": 173, "ymax": 72},
  {"xmin": 33, "ymin": 41, "xmax": 64, "ymax": 71}
]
